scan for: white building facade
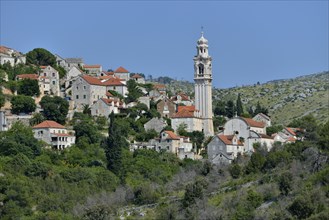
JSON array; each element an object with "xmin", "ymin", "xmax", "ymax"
[{"xmin": 193, "ymin": 32, "xmax": 214, "ymax": 136}]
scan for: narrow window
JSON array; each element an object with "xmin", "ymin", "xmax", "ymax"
[{"xmin": 76, "ymin": 95, "xmax": 79, "ymax": 99}]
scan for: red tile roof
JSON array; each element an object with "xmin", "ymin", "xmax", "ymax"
[
  {"xmin": 131, "ymin": 74, "xmax": 142, "ymax": 78},
  {"xmin": 84, "ymin": 65, "xmax": 101, "ymax": 68},
  {"xmin": 0, "ymin": 46, "xmax": 10, "ymax": 55},
  {"xmin": 172, "ymin": 109, "xmax": 195, "ymax": 118},
  {"xmin": 17, "ymin": 74, "xmax": 38, "ymax": 80},
  {"xmin": 153, "ymin": 84, "xmax": 166, "ymax": 90},
  {"xmin": 177, "ymin": 106, "xmax": 195, "ymax": 112},
  {"xmin": 40, "ymin": 66, "xmax": 47, "ymax": 69},
  {"xmin": 82, "ymin": 75, "xmax": 124, "ymax": 86},
  {"xmin": 33, "ymin": 120, "xmax": 65, "ymax": 129},
  {"xmin": 242, "ymin": 117, "xmax": 265, "ymax": 128},
  {"xmin": 115, "ymin": 66, "xmax": 129, "ymax": 73},
  {"xmin": 102, "ymin": 78, "xmax": 124, "ymax": 86},
  {"xmin": 82, "ymin": 75, "xmax": 102, "ymax": 85},
  {"xmin": 285, "ymin": 127, "xmax": 296, "ymax": 136},
  {"xmin": 218, "ymin": 134, "xmax": 243, "ymax": 146},
  {"xmin": 287, "ymin": 136, "xmax": 296, "ymax": 142},
  {"xmin": 164, "ymin": 131, "xmax": 180, "ymax": 140}
]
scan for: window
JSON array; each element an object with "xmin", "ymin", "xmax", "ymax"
[
  {"xmin": 52, "ymin": 73, "xmax": 55, "ymax": 77},
  {"xmin": 52, "ymin": 81, "xmax": 55, "ymax": 85},
  {"xmin": 198, "ymin": 64, "xmax": 204, "ymax": 75},
  {"xmin": 83, "ymin": 86, "xmax": 86, "ymax": 90},
  {"xmin": 44, "ymin": 73, "xmax": 47, "ymax": 76},
  {"xmin": 83, "ymin": 95, "xmax": 86, "ymax": 99},
  {"xmin": 113, "ymin": 86, "xmax": 116, "ymax": 90},
  {"xmin": 76, "ymin": 95, "xmax": 79, "ymax": 99}
]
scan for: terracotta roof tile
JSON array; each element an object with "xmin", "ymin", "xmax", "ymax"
[
  {"xmin": 131, "ymin": 74, "xmax": 142, "ymax": 78},
  {"xmin": 242, "ymin": 117, "xmax": 265, "ymax": 128},
  {"xmin": 82, "ymin": 75, "xmax": 103, "ymax": 85},
  {"xmin": 81, "ymin": 75, "xmax": 124, "ymax": 86},
  {"xmin": 164, "ymin": 131, "xmax": 180, "ymax": 140},
  {"xmin": 285, "ymin": 127, "xmax": 297, "ymax": 136},
  {"xmin": 153, "ymin": 84, "xmax": 166, "ymax": 90},
  {"xmin": 218, "ymin": 134, "xmax": 243, "ymax": 146},
  {"xmin": 115, "ymin": 66, "xmax": 129, "ymax": 73},
  {"xmin": 17, "ymin": 74, "xmax": 38, "ymax": 80},
  {"xmin": 177, "ymin": 106, "xmax": 195, "ymax": 112},
  {"xmin": 33, "ymin": 120, "xmax": 65, "ymax": 129},
  {"xmin": 172, "ymin": 109, "xmax": 195, "ymax": 118}
]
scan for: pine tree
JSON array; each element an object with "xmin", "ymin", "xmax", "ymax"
[
  {"xmin": 103, "ymin": 112, "xmax": 129, "ymax": 176},
  {"xmin": 236, "ymin": 93, "xmax": 244, "ymax": 116}
]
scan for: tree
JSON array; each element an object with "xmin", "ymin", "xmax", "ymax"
[
  {"xmin": 189, "ymin": 131, "xmax": 205, "ymax": 152},
  {"xmin": 103, "ymin": 112, "xmax": 129, "ymax": 177},
  {"xmin": 40, "ymin": 96, "xmax": 69, "ymax": 124},
  {"xmin": 0, "ymin": 89, "xmax": 5, "ymax": 108},
  {"xmin": 26, "ymin": 48, "xmax": 56, "ymax": 66},
  {"xmin": 17, "ymin": 78, "xmax": 40, "ymax": 96},
  {"xmin": 29, "ymin": 113, "xmax": 45, "ymax": 126},
  {"xmin": 125, "ymin": 80, "xmax": 143, "ymax": 103},
  {"xmin": 0, "ymin": 122, "xmax": 41, "ymax": 158},
  {"xmin": 11, "ymin": 95, "xmax": 36, "ymax": 114},
  {"xmin": 177, "ymin": 123, "xmax": 188, "ymax": 136},
  {"xmin": 226, "ymin": 100, "xmax": 235, "ymax": 118},
  {"xmin": 236, "ymin": 93, "xmax": 244, "ymax": 116},
  {"xmin": 288, "ymin": 196, "xmax": 315, "ymax": 219},
  {"xmin": 214, "ymin": 100, "xmax": 226, "ymax": 116},
  {"xmin": 254, "ymin": 101, "xmax": 268, "ymax": 116}
]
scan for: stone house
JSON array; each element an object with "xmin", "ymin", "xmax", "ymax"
[
  {"xmin": 207, "ymin": 134, "xmax": 244, "ymax": 164},
  {"xmin": 171, "ymin": 106, "xmax": 203, "ymax": 133},
  {"xmin": 131, "ymin": 130, "xmax": 195, "ymax": 159},
  {"xmin": 156, "ymin": 97, "xmax": 176, "ymax": 118},
  {"xmin": 64, "ymin": 66, "xmax": 84, "ymax": 89},
  {"xmin": 83, "ymin": 64, "xmax": 102, "ymax": 75},
  {"xmin": 171, "ymin": 93, "xmax": 193, "ymax": 106},
  {"xmin": 253, "ymin": 113, "xmax": 271, "ymax": 127},
  {"xmin": 32, "ymin": 120, "xmax": 75, "ymax": 150},
  {"xmin": 90, "ymin": 98, "xmax": 125, "ymax": 117},
  {"xmin": 144, "ymin": 117, "xmax": 167, "ymax": 133},
  {"xmin": 131, "ymin": 74, "xmax": 145, "ymax": 84},
  {"xmin": 208, "ymin": 116, "xmax": 275, "ymax": 165},
  {"xmin": 40, "ymin": 65, "xmax": 60, "ymax": 96},
  {"xmin": 0, "ymin": 46, "xmax": 26, "ymax": 66},
  {"xmin": 114, "ymin": 66, "xmax": 130, "ymax": 81},
  {"xmin": 71, "ymin": 74, "xmax": 127, "ymax": 111}
]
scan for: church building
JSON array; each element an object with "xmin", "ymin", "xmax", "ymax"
[{"xmin": 193, "ymin": 32, "xmax": 214, "ymax": 136}]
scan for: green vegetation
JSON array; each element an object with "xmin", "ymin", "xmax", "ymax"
[
  {"xmin": 17, "ymin": 78, "xmax": 40, "ymax": 97},
  {"xmin": 10, "ymin": 95, "xmax": 36, "ymax": 114},
  {"xmin": 40, "ymin": 96, "xmax": 69, "ymax": 124}
]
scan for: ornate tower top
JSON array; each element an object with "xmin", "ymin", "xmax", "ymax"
[{"xmin": 197, "ymin": 31, "xmax": 208, "ymax": 45}]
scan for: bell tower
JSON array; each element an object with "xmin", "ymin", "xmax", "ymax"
[{"xmin": 194, "ymin": 32, "xmax": 214, "ymax": 136}]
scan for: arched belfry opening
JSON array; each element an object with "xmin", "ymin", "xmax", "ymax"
[{"xmin": 198, "ymin": 64, "xmax": 204, "ymax": 75}]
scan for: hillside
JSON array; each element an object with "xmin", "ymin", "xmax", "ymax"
[{"xmin": 155, "ymin": 71, "xmax": 329, "ymax": 125}]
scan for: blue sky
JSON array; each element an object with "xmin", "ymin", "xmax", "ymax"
[{"xmin": 1, "ymin": 1, "xmax": 328, "ymax": 88}]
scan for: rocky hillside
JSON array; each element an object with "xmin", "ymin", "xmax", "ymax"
[{"xmin": 154, "ymin": 71, "xmax": 329, "ymax": 125}]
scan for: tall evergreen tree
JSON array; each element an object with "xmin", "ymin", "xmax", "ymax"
[
  {"xmin": 236, "ymin": 93, "xmax": 244, "ymax": 116},
  {"xmin": 226, "ymin": 100, "xmax": 235, "ymax": 118},
  {"xmin": 103, "ymin": 112, "xmax": 129, "ymax": 177}
]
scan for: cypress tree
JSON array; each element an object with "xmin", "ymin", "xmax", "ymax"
[
  {"xmin": 103, "ymin": 112, "xmax": 129, "ymax": 176},
  {"xmin": 236, "ymin": 93, "xmax": 244, "ymax": 116}
]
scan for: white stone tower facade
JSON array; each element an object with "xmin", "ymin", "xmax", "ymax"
[{"xmin": 193, "ymin": 32, "xmax": 214, "ymax": 136}]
